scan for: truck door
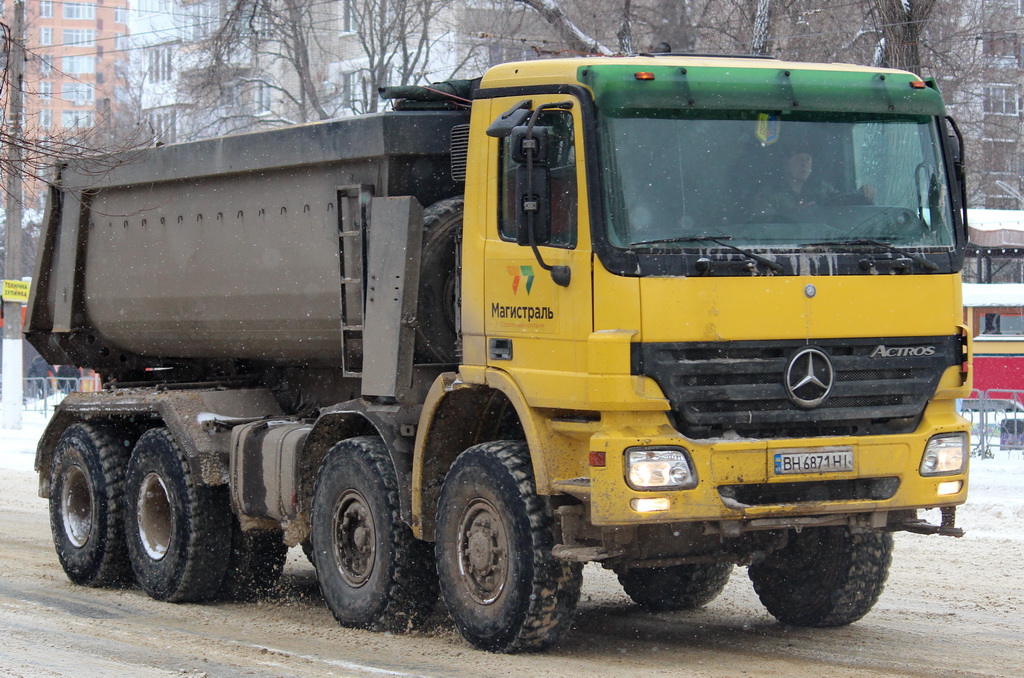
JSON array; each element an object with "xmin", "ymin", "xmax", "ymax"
[{"xmin": 479, "ymin": 95, "xmax": 595, "ymax": 405}]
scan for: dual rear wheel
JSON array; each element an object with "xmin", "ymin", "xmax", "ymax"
[{"xmin": 50, "ymin": 425, "xmax": 286, "ymax": 602}]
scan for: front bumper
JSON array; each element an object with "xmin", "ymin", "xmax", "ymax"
[{"xmin": 584, "ymin": 404, "xmax": 969, "ymax": 527}]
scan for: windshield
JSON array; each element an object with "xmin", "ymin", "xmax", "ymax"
[{"xmin": 599, "ymin": 110, "xmax": 955, "ymax": 251}]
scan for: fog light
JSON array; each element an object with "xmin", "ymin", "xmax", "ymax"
[
  {"xmin": 937, "ymin": 480, "xmax": 962, "ymax": 496},
  {"xmin": 920, "ymin": 433, "xmax": 967, "ymax": 476},
  {"xmin": 625, "ymin": 447, "xmax": 697, "ymax": 490},
  {"xmin": 631, "ymin": 497, "xmax": 671, "ymax": 513}
]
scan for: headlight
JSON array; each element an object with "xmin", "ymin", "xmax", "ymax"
[
  {"xmin": 625, "ymin": 447, "xmax": 698, "ymax": 490},
  {"xmin": 920, "ymin": 433, "xmax": 967, "ymax": 476}
]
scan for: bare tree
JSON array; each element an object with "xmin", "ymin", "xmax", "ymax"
[
  {"xmin": 513, "ymin": 0, "xmax": 615, "ymax": 54},
  {"xmin": 750, "ymin": 0, "xmax": 773, "ymax": 55},
  {"xmin": 351, "ymin": 0, "xmax": 460, "ymax": 112},
  {"xmin": 872, "ymin": 0, "xmax": 938, "ymax": 74}
]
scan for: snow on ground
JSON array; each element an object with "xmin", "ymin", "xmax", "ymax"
[
  {"xmin": 0, "ymin": 409, "xmax": 51, "ymax": 474},
  {"xmin": 1, "ymin": 410, "xmax": 1020, "ymax": 539}
]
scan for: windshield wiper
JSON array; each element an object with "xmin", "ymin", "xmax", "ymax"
[
  {"xmin": 631, "ymin": 235, "xmax": 783, "ymax": 273},
  {"xmin": 804, "ymin": 239, "xmax": 939, "ymax": 272}
]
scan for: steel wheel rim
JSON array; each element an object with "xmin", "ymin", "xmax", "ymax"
[
  {"xmin": 333, "ymin": 489, "xmax": 376, "ymax": 587},
  {"xmin": 61, "ymin": 464, "xmax": 93, "ymax": 548},
  {"xmin": 137, "ymin": 472, "xmax": 172, "ymax": 561},
  {"xmin": 456, "ymin": 497, "xmax": 508, "ymax": 605}
]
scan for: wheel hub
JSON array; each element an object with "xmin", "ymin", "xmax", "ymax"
[
  {"xmin": 137, "ymin": 472, "xmax": 172, "ymax": 561},
  {"xmin": 333, "ymin": 489, "xmax": 376, "ymax": 587},
  {"xmin": 457, "ymin": 499, "xmax": 508, "ymax": 605},
  {"xmin": 61, "ymin": 464, "xmax": 94, "ymax": 548}
]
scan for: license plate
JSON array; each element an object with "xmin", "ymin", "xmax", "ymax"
[{"xmin": 773, "ymin": 448, "xmax": 854, "ymax": 475}]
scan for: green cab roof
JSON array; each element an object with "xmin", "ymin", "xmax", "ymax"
[{"xmin": 577, "ymin": 62, "xmax": 946, "ymax": 117}]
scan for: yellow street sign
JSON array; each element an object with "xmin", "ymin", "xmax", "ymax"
[{"xmin": 2, "ymin": 279, "xmax": 30, "ymax": 303}]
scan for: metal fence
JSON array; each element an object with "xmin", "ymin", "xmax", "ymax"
[
  {"xmin": 20, "ymin": 375, "xmax": 102, "ymax": 416},
  {"xmin": 960, "ymin": 389, "xmax": 1024, "ymax": 459}
]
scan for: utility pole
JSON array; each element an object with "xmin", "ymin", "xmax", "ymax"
[{"xmin": 3, "ymin": 0, "xmax": 26, "ymax": 430}]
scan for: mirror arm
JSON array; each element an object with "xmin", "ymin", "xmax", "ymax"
[
  {"xmin": 522, "ymin": 102, "xmax": 574, "ymax": 288},
  {"xmin": 945, "ymin": 115, "xmax": 968, "ymax": 234}
]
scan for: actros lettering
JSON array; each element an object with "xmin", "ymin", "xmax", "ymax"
[
  {"xmin": 491, "ymin": 303, "xmax": 555, "ymax": 322},
  {"xmin": 870, "ymin": 345, "xmax": 936, "ymax": 358}
]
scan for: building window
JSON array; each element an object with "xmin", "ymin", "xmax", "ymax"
[
  {"xmin": 115, "ymin": 7, "xmax": 128, "ymax": 24},
  {"xmin": 340, "ymin": 71, "xmax": 355, "ymax": 109},
  {"xmin": 62, "ymin": 110, "xmax": 94, "ymax": 129},
  {"xmin": 39, "ymin": 28, "xmax": 52, "ymax": 45},
  {"xmin": 148, "ymin": 109, "xmax": 177, "ymax": 144},
  {"xmin": 39, "ymin": 81, "xmax": 52, "ymax": 99},
  {"xmin": 220, "ymin": 81, "xmax": 241, "ymax": 107},
  {"xmin": 340, "ymin": 0, "xmax": 355, "ymax": 33},
  {"xmin": 39, "ymin": 109, "xmax": 52, "ymax": 131},
  {"xmin": 40, "ymin": 1, "xmax": 54, "ymax": 18},
  {"xmin": 983, "ymin": 85, "xmax": 1019, "ymax": 116},
  {"xmin": 147, "ymin": 47, "xmax": 174, "ymax": 82},
  {"xmin": 63, "ymin": 82, "xmax": 95, "ymax": 104},
  {"xmin": 63, "ymin": 3, "xmax": 97, "ymax": 20},
  {"xmin": 982, "ymin": 32, "xmax": 1020, "ymax": 65},
  {"xmin": 63, "ymin": 55, "xmax": 97, "ymax": 75},
  {"xmin": 253, "ymin": 81, "xmax": 272, "ymax": 113},
  {"xmin": 63, "ymin": 29, "xmax": 96, "ymax": 47},
  {"xmin": 38, "ymin": 55, "xmax": 53, "ymax": 76},
  {"xmin": 185, "ymin": 1, "xmax": 217, "ymax": 41}
]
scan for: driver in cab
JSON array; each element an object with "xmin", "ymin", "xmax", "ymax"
[{"xmin": 754, "ymin": 147, "xmax": 875, "ymax": 217}]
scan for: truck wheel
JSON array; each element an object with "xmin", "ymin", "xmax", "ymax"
[
  {"xmin": 48, "ymin": 423, "xmax": 133, "ymax": 587},
  {"xmin": 748, "ymin": 526, "xmax": 893, "ymax": 627},
  {"xmin": 415, "ymin": 196, "xmax": 463, "ymax": 364},
  {"xmin": 220, "ymin": 520, "xmax": 288, "ymax": 601},
  {"xmin": 311, "ymin": 436, "xmax": 437, "ymax": 631},
  {"xmin": 123, "ymin": 428, "xmax": 232, "ymax": 602},
  {"xmin": 435, "ymin": 440, "xmax": 583, "ymax": 653},
  {"xmin": 618, "ymin": 562, "xmax": 733, "ymax": 611}
]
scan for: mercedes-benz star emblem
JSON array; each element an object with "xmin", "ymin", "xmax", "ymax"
[{"xmin": 785, "ymin": 347, "xmax": 834, "ymax": 409}]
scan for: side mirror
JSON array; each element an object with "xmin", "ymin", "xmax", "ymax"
[
  {"xmin": 515, "ymin": 165, "xmax": 550, "ymax": 245},
  {"xmin": 510, "ymin": 125, "xmax": 551, "ymax": 165}
]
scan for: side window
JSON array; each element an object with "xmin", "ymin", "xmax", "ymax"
[{"xmin": 499, "ymin": 110, "xmax": 577, "ymax": 248}]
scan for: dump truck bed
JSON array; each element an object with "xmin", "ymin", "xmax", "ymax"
[{"xmin": 26, "ymin": 110, "xmax": 468, "ymax": 372}]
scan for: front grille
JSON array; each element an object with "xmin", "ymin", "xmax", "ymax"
[
  {"xmin": 634, "ymin": 336, "xmax": 963, "ymax": 439},
  {"xmin": 719, "ymin": 477, "xmax": 900, "ymax": 506}
]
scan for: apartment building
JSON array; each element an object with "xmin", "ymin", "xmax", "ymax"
[{"xmin": 2, "ymin": 0, "xmax": 129, "ymax": 209}]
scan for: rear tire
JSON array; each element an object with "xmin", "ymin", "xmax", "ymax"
[
  {"xmin": 48, "ymin": 423, "xmax": 133, "ymax": 587},
  {"xmin": 436, "ymin": 441, "xmax": 583, "ymax": 653},
  {"xmin": 123, "ymin": 429, "xmax": 232, "ymax": 602},
  {"xmin": 618, "ymin": 563, "xmax": 733, "ymax": 611},
  {"xmin": 748, "ymin": 526, "xmax": 893, "ymax": 627},
  {"xmin": 311, "ymin": 437, "xmax": 437, "ymax": 631}
]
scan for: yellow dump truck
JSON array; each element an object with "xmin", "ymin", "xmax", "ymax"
[{"xmin": 28, "ymin": 55, "xmax": 971, "ymax": 653}]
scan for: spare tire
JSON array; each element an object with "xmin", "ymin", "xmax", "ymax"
[{"xmin": 415, "ymin": 197, "xmax": 463, "ymax": 364}]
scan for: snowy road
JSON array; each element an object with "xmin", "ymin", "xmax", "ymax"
[{"xmin": 1, "ymin": 415, "xmax": 1021, "ymax": 677}]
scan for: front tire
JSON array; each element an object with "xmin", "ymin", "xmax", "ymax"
[
  {"xmin": 435, "ymin": 441, "xmax": 583, "ymax": 653},
  {"xmin": 748, "ymin": 526, "xmax": 893, "ymax": 627},
  {"xmin": 311, "ymin": 437, "xmax": 437, "ymax": 631},
  {"xmin": 618, "ymin": 563, "xmax": 733, "ymax": 611},
  {"xmin": 123, "ymin": 429, "xmax": 232, "ymax": 602},
  {"xmin": 49, "ymin": 423, "xmax": 133, "ymax": 587}
]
